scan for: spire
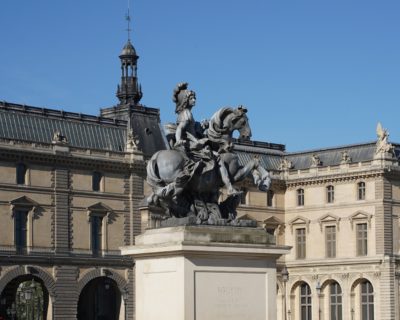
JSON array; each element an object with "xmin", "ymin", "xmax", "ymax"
[
  {"xmin": 116, "ymin": 0, "xmax": 142, "ymax": 105},
  {"xmin": 126, "ymin": 0, "xmax": 132, "ymax": 41}
]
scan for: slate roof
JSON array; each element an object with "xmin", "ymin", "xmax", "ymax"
[
  {"xmin": 0, "ymin": 101, "xmax": 167, "ymax": 156},
  {"xmin": 1, "ymin": 101, "xmax": 399, "ymax": 170},
  {"xmin": 233, "ymin": 139, "xmax": 285, "ymax": 171},
  {"xmin": 233, "ymin": 139, "xmax": 400, "ymax": 171},
  {"xmin": 286, "ymin": 142, "xmax": 400, "ymax": 170}
]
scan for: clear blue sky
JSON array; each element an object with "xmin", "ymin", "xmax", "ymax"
[{"xmin": 1, "ymin": 0, "xmax": 399, "ymax": 151}]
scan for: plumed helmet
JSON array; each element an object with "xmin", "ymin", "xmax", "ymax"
[{"xmin": 173, "ymin": 82, "xmax": 196, "ymax": 114}]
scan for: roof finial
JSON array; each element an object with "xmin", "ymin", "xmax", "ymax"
[{"xmin": 125, "ymin": 0, "xmax": 132, "ymax": 41}]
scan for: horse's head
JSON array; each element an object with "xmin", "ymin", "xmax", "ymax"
[
  {"xmin": 208, "ymin": 106, "xmax": 252, "ymax": 143},
  {"xmin": 231, "ymin": 106, "xmax": 252, "ymax": 140}
]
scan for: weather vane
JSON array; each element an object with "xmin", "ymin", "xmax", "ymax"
[{"xmin": 125, "ymin": 0, "xmax": 132, "ymax": 40}]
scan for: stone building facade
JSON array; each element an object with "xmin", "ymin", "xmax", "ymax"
[
  {"xmin": 1, "ymin": 37, "xmax": 400, "ymax": 320},
  {"xmin": 0, "ymin": 39, "xmax": 166, "ymax": 320},
  {"xmin": 231, "ymin": 139, "xmax": 400, "ymax": 320}
]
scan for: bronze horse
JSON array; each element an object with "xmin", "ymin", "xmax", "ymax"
[{"xmin": 146, "ymin": 107, "xmax": 270, "ymax": 220}]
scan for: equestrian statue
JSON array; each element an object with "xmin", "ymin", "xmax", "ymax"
[{"xmin": 146, "ymin": 83, "xmax": 271, "ymax": 225}]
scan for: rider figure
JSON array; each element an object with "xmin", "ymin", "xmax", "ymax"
[{"xmin": 173, "ymin": 83, "xmax": 241, "ymax": 196}]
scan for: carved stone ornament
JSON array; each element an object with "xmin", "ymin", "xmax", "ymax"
[
  {"xmin": 126, "ymin": 129, "xmax": 139, "ymax": 152},
  {"xmin": 375, "ymin": 122, "xmax": 394, "ymax": 156},
  {"xmin": 340, "ymin": 151, "xmax": 351, "ymax": 164},
  {"xmin": 52, "ymin": 130, "xmax": 68, "ymax": 144},
  {"xmin": 279, "ymin": 158, "xmax": 294, "ymax": 171},
  {"xmin": 310, "ymin": 154, "xmax": 322, "ymax": 167},
  {"xmin": 145, "ymin": 82, "xmax": 272, "ymax": 226}
]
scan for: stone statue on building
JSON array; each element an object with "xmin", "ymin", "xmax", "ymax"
[
  {"xmin": 146, "ymin": 83, "xmax": 271, "ymax": 225},
  {"xmin": 310, "ymin": 154, "xmax": 322, "ymax": 167},
  {"xmin": 340, "ymin": 151, "xmax": 351, "ymax": 164},
  {"xmin": 52, "ymin": 130, "xmax": 68, "ymax": 144},
  {"xmin": 375, "ymin": 122, "xmax": 394, "ymax": 155},
  {"xmin": 279, "ymin": 157, "xmax": 293, "ymax": 171}
]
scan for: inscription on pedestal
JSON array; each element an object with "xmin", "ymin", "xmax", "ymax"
[{"xmin": 194, "ymin": 271, "xmax": 267, "ymax": 320}]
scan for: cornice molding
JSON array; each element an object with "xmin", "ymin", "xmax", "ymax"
[
  {"xmin": 285, "ymin": 169, "xmax": 386, "ymax": 188},
  {"xmin": 0, "ymin": 144, "xmax": 146, "ymax": 173}
]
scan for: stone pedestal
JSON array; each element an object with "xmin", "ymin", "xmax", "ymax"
[{"xmin": 121, "ymin": 226, "xmax": 290, "ymax": 320}]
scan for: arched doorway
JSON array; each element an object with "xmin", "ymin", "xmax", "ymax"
[
  {"xmin": 0, "ymin": 275, "xmax": 49, "ymax": 320},
  {"xmin": 77, "ymin": 277, "xmax": 121, "ymax": 320}
]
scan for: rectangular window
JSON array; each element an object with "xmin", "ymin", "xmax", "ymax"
[
  {"xmin": 15, "ymin": 210, "xmax": 27, "ymax": 253},
  {"xmin": 91, "ymin": 215, "xmax": 103, "ymax": 255},
  {"xmin": 16, "ymin": 163, "xmax": 27, "ymax": 185},
  {"xmin": 92, "ymin": 172, "xmax": 103, "ymax": 192},
  {"xmin": 356, "ymin": 223, "xmax": 368, "ymax": 256},
  {"xmin": 267, "ymin": 190, "xmax": 274, "ymax": 207},
  {"xmin": 296, "ymin": 228, "xmax": 306, "ymax": 259},
  {"xmin": 358, "ymin": 182, "xmax": 366, "ymax": 200},
  {"xmin": 326, "ymin": 226, "xmax": 336, "ymax": 258},
  {"xmin": 330, "ymin": 282, "xmax": 343, "ymax": 320},
  {"xmin": 300, "ymin": 284, "xmax": 312, "ymax": 320},
  {"xmin": 240, "ymin": 188, "xmax": 248, "ymax": 205},
  {"xmin": 327, "ymin": 185, "xmax": 334, "ymax": 203},
  {"xmin": 297, "ymin": 189, "xmax": 304, "ymax": 206}
]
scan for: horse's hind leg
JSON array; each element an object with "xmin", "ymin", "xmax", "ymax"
[{"xmin": 232, "ymin": 159, "xmax": 257, "ymax": 182}]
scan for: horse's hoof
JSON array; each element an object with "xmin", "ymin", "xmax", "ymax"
[{"xmin": 227, "ymin": 189, "xmax": 243, "ymax": 197}]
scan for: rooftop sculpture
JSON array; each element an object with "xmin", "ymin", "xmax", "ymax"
[{"xmin": 146, "ymin": 83, "xmax": 271, "ymax": 225}]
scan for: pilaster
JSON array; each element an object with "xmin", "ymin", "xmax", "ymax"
[
  {"xmin": 53, "ymin": 168, "xmax": 71, "ymax": 254},
  {"xmin": 375, "ymin": 176, "xmax": 393, "ymax": 255},
  {"xmin": 379, "ymin": 257, "xmax": 396, "ymax": 320}
]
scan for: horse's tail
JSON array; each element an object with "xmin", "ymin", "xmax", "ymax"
[{"xmin": 146, "ymin": 151, "xmax": 164, "ymax": 188}]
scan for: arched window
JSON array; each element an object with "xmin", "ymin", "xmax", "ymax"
[
  {"xmin": 327, "ymin": 185, "xmax": 334, "ymax": 203},
  {"xmin": 357, "ymin": 182, "xmax": 366, "ymax": 200},
  {"xmin": 361, "ymin": 280, "xmax": 374, "ymax": 320},
  {"xmin": 300, "ymin": 283, "xmax": 312, "ymax": 320},
  {"xmin": 330, "ymin": 282, "xmax": 342, "ymax": 320},
  {"xmin": 297, "ymin": 189, "xmax": 304, "ymax": 206}
]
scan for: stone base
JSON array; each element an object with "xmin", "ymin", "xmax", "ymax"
[
  {"xmin": 159, "ymin": 216, "xmax": 257, "ymax": 228},
  {"xmin": 121, "ymin": 225, "xmax": 290, "ymax": 320}
]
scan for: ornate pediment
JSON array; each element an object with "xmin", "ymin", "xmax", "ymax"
[
  {"xmin": 87, "ymin": 202, "xmax": 116, "ymax": 223},
  {"xmin": 10, "ymin": 196, "xmax": 41, "ymax": 219},
  {"xmin": 263, "ymin": 215, "xmax": 283, "ymax": 226},
  {"xmin": 288, "ymin": 216, "xmax": 310, "ymax": 233},
  {"xmin": 318, "ymin": 213, "xmax": 341, "ymax": 231},
  {"xmin": 349, "ymin": 211, "xmax": 372, "ymax": 229},
  {"xmin": 237, "ymin": 213, "xmax": 257, "ymax": 221},
  {"xmin": 87, "ymin": 202, "xmax": 113, "ymax": 213},
  {"xmin": 10, "ymin": 196, "xmax": 39, "ymax": 208},
  {"xmin": 263, "ymin": 215, "xmax": 285, "ymax": 235}
]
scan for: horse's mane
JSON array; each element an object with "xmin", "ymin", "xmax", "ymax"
[{"xmin": 207, "ymin": 107, "xmax": 237, "ymax": 141}]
